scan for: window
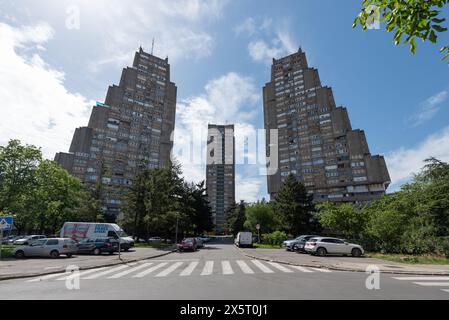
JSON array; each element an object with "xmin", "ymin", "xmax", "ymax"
[{"xmin": 46, "ymin": 239, "xmax": 59, "ymax": 246}]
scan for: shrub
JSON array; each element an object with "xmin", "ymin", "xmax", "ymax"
[{"xmin": 261, "ymin": 231, "xmax": 288, "ymax": 246}]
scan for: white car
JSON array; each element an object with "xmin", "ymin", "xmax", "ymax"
[
  {"xmin": 13, "ymin": 238, "xmax": 78, "ymax": 258},
  {"xmin": 304, "ymin": 237, "xmax": 364, "ymax": 257}
]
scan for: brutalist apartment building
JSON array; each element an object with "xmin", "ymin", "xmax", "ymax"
[
  {"xmin": 206, "ymin": 124, "xmax": 236, "ymax": 233},
  {"xmin": 263, "ymin": 49, "xmax": 390, "ymax": 203},
  {"xmin": 55, "ymin": 47, "xmax": 177, "ymax": 218}
]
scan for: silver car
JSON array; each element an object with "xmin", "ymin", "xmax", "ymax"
[
  {"xmin": 304, "ymin": 237, "xmax": 364, "ymax": 257},
  {"xmin": 13, "ymin": 238, "xmax": 78, "ymax": 258},
  {"xmin": 13, "ymin": 235, "xmax": 46, "ymax": 245}
]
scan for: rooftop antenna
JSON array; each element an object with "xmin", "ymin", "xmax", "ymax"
[{"xmin": 151, "ymin": 38, "xmax": 155, "ymax": 55}]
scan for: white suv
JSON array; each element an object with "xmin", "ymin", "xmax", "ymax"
[{"xmin": 304, "ymin": 237, "xmax": 364, "ymax": 257}]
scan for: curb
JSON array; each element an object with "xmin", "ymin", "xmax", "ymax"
[
  {"xmin": 0, "ymin": 248, "xmax": 177, "ymax": 282},
  {"xmin": 236, "ymin": 247, "xmax": 449, "ymax": 276}
]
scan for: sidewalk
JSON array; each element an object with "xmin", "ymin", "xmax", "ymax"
[
  {"xmin": 238, "ymin": 247, "xmax": 449, "ymax": 275},
  {"xmin": 0, "ymin": 247, "xmax": 176, "ymax": 281}
]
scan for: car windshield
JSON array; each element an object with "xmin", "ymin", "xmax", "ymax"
[{"xmin": 116, "ymin": 231, "xmax": 128, "ymax": 237}]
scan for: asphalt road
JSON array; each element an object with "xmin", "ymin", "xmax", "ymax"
[{"xmin": 1, "ymin": 243, "xmax": 448, "ymax": 300}]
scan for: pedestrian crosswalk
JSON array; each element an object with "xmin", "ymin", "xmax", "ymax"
[
  {"xmin": 392, "ymin": 276, "xmax": 449, "ymax": 294},
  {"xmin": 25, "ymin": 259, "xmax": 332, "ymax": 283}
]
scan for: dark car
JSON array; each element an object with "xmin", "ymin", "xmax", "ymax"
[
  {"xmin": 76, "ymin": 238, "xmax": 119, "ymax": 255},
  {"xmin": 178, "ymin": 238, "xmax": 198, "ymax": 252},
  {"xmin": 291, "ymin": 235, "xmax": 320, "ymax": 253}
]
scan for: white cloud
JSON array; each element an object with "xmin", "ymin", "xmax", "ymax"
[
  {"xmin": 0, "ymin": 22, "xmax": 93, "ymax": 159},
  {"xmin": 409, "ymin": 90, "xmax": 448, "ymax": 126},
  {"xmin": 85, "ymin": 0, "xmax": 228, "ymax": 71},
  {"xmin": 236, "ymin": 17, "xmax": 297, "ymax": 64},
  {"xmin": 235, "ymin": 174, "xmax": 263, "ymax": 203},
  {"xmin": 386, "ymin": 126, "xmax": 449, "ymax": 190},
  {"xmin": 173, "ymin": 72, "xmax": 265, "ymax": 202}
]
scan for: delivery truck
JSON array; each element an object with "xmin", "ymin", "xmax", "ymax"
[
  {"xmin": 60, "ymin": 222, "xmax": 134, "ymax": 251},
  {"xmin": 234, "ymin": 232, "xmax": 253, "ymax": 248}
]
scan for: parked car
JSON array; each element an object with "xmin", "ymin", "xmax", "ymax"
[
  {"xmin": 13, "ymin": 235, "xmax": 46, "ymax": 245},
  {"xmin": 283, "ymin": 235, "xmax": 319, "ymax": 251},
  {"xmin": 1, "ymin": 235, "xmax": 17, "ymax": 244},
  {"xmin": 234, "ymin": 232, "xmax": 253, "ymax": 248},
  {"xmin": 76, "ymin": 238, "xmax": 119, "ymax": 255},
  {"xmin": 147, "ymin": 237, "xmax": 163, "ymax": 243},
  {"xmin": 195, "ymin": 237, "xmax": 204, "ymax": 248},
  {"xmin": 290, "ymin": 235, "xmax": 320, "ymax": 253},
  {"xmin": 197, "ymin": 235, "xmax": 211, "ymax": 243},
  {"xmin": 178, "ymin": 238, "xmax": 198, "ymax": 252},
  {"xmin": 13, "ymin": 238, "xmax": 78, "ymax": 258},
  {"xmin": 304, "ymin": 237, "xmax": 364, "ymax": 257}
]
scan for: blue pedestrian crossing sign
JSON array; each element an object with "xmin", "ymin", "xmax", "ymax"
[{"xmin": 0, "ymin": 216, "xmax": 13, "ymax": 231}]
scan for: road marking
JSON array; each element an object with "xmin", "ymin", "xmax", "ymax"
[
  {"xmin": 201, "ymin": 261, "xmax": 214, "ymax": 276},
  {"xmin": 221, "ymin": 261, "xmax": 234, "ymax": 275},
  {"xmin": 310, "ymin": 267, "xmax": 331, "ymax": 273},
  {"xmin": 180, "ymin": 261, "xmax": 199, "ymax": 276},
  {"xmin": 236, "ymin": 260, "xmax": 254, "ymax": 274},
  {"xmin": 27, "ymin": 272, "xmax": 68, "ymax": 282},
  {"xmin": 155, "ymin": 262, "xmax": 184, "ymax": 277},
  {"xmin": 267, "ymin": 262, "xmax": 293, "ymax": 273},
  {"xmin": 107, "ymin": 263, "xmax": 153, "ymax": 279},
  {"xmin": 413, "ymin": 282, "xmax": 449, "ymax": 287},
  {"xmin": 82, "ymin": 265, "xmax": 129, "ymax": 280},
  {"xmin": 393, "ymin": 277, "xmax": 449, "ymax": 281},
  {"xmin": 251, "ymin": 260, "xmax": 274, "ymax": 273},
  {"xmin": 133, "ymin": 263, "xmax": 168, "ymax": 278},
  {"xmin": 56, "ymin": 267, "xmax": 110, "ymax": 281},
  {"xmin": 289, "ymin": 265, "xmax": 314, "ymax": 273}
]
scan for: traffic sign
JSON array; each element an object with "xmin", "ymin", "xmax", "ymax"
[
  {"xmin": 256, "ymin": 224, "xmax": 260, "ymax": 230},
  {"xmin": 0, "ymin": 216, "xmax": 13, "ymax": 230}
]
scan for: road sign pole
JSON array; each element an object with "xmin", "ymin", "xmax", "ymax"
[{"xmin": 0, "ymin": 228, "xmax": 3, "ymax": 260}]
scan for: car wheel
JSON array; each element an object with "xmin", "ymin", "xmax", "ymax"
[
  {"xmin": 50, "ymin": 250, "xmax": 60, "ymax": 259},
  {"xmin": 124, "ymin": 248, "xmax": 130, "ymax": 252},
  {"xmin": 109, "ymin": 251, "xmax": 114, "ymax": 255},
  {"xmin": 351, "ymin": 248, "xmax": 362, "ymax": 257},
  {"xmin": 66, "ymin": 253, "xmax": 72, "ymax": 258},
  {"xmin": 93, "ymin": 248, "xmax": 101, "ymax": 255},
  {"xmin": 14, "ymin": 250, "xmax": 25, "ymax": 259},
  {"xmin": 316, "ymin": 247, "xmax": 327, "ymax": 257}
]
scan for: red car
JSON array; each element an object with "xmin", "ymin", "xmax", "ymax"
[{"xmin": 178, "ymin": 238, "xmax": 198, "ymax": 252}]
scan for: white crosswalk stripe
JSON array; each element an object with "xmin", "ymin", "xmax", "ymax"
[
  {"xmin": 25, "ymin": 259, "xmax": 334, "ymax": 283},
  {"xmin": 133, "ymin": 263, "xmax": 168, "ymax": 278},
  {"xmin": 393, "ymin": 276, "xmax": 449, "ymax": 281},
  {"xmin": 201, "ymin": 261, "xmax": 214, "ymax": 276},
  {"xmin": 108, "ymin": 263, "xmax": 153, "ymax": 279},
  {"xmin": 155, "ymin": 262, "xmax": 184, "ymax": 277},
  {"xmin": 412, "ymin": 282, "xmax": 449, "ymax": 287},
  {"xmin": 267, "ymin": 262, "xmax": 293, "ymax": 273},
  {"xmin": 180, "ymin": 262, "xmax": 199, "ymax": 276},
  {"xmin": 236, "ymin": 260, "xmax": 254, "ymax": 274},
  {"xmin": 27, "ymin": 272, "xmax": 69, "ymax": 282},
  {"xmin": 251, "ymin": 260, "xmax": 274, "ymax": 273},
  {"xmin": 288, "ymin": 265, "xmax": 314, "ymax": 273},
  {"xmin": 392, "ymin": 276, "xmax": 449, "ymax": 294},
  {"xmin": 82, "ymin": 265, "xmax": 130, "ymax": 280},
  {"xmin": 56, "ymin": 267, "xmax": 110, "ymax": 281},
  {"xmin": 310, "ymin": 267, "xmax": 331, "ymax": 273},
  {"xmin": 221, "ymin": 261, "xmax": 234, "ymax": 275}
]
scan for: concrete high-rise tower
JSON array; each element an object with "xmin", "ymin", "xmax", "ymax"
[
  {"xmin": 206, "ymin": 124, "xmax": 235, "ymax": 233},
  {"xmin": 55, "ymin": 47, "xmax": 177, "ymax": 218},
  {"xmin": 263, "ymin": 49, "xmax": 390, "ymax": 203}
]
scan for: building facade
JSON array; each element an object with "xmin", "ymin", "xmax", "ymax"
[
  {"xmin": 206, "ymin": 124, "xmax": 236, "ymax": 233},
  {"xmin": 55, "ymin": 47, "xmax": 177, "ymax": 218},
  {"xmin": 263, "ymin": 49, "xmax": 390, "ymax": 203}
]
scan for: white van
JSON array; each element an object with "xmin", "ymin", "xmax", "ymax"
[
  {"xmin": 234, "ymin": 232, "xmax": 253, "ymax": 248},
  {"xmin": 60, "ymin": 222, "xmax": 134, "ymax": 251}
]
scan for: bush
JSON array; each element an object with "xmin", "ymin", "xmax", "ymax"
[{"xmin": 261, "ymin": 231, "xmax": 288, "ymax": 246}]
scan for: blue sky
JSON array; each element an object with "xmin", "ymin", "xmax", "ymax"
[{"xmin": 0, "ymin": 0, "xmax": 448, "ymax": 202}]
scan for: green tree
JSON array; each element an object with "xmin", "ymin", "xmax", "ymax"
[
  {"xmin": 317, "ymin": 202, "xmax": 368, "ymax": 238},
  {"xmin": 273, "ymin": 175, "xmax": 315, "ymax": 236},
  {"xmin": 226, "ymin": 201, "xmax": 247, "ymax": 236},
  {"xmin": 353, "ymin": 0, "xmax": 449, "ymax": 63},
  {"xmin": 244, "ymin": 201, "xmax": 279, "ymax": 234}
]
